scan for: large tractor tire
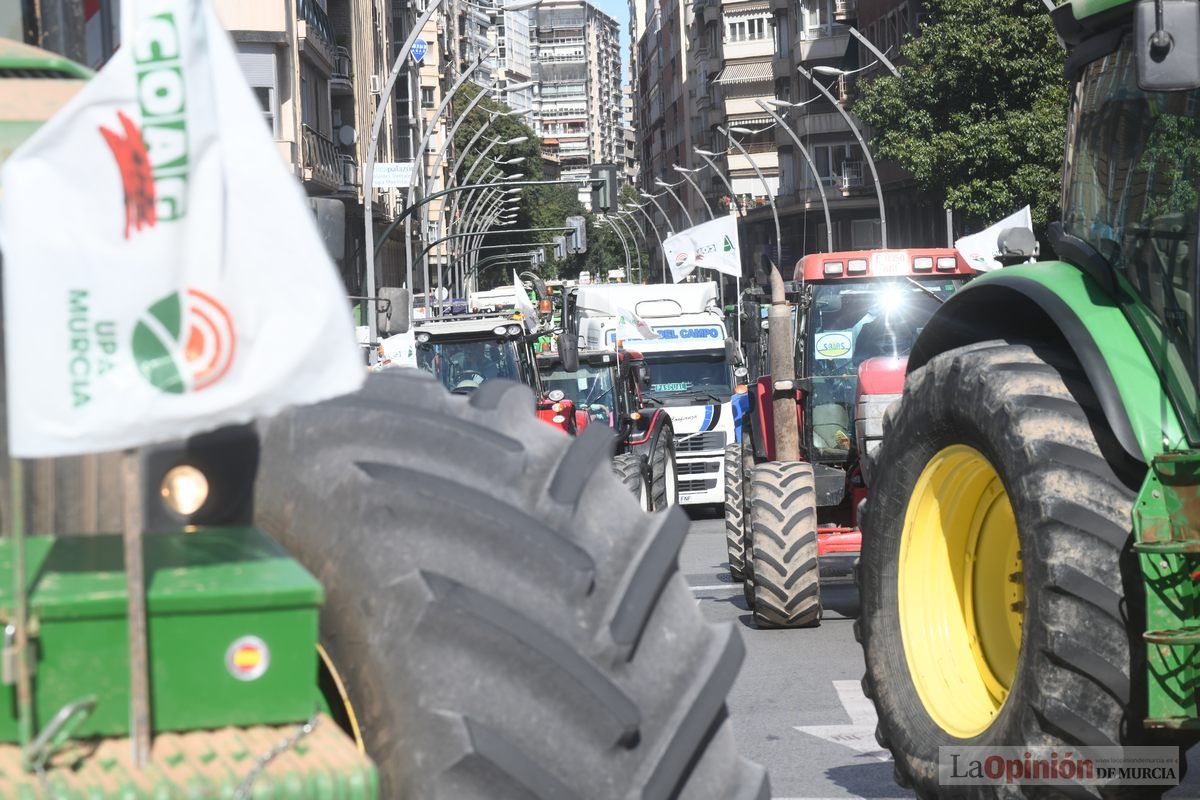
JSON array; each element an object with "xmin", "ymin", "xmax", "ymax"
[
  {"xmin": 256, "ymin": 370, "xmax": 769, "ymax": 800},
  {"xmin": 648, "ymin": 424, "xmax": 679, "ymax": 512},
  {"xmin": 746, "ymin": 462, "xmax": 821, "ymax": 629},
  {"xmin": 723, "ymin": 444, "xmax": 748, "ymax": 581},
  {"xmin": 613, "ymin": 452, "xmax": 651, "ymax": 512},
  {"xmin": 859, "ymin": 340, "xmax": 1190, "ymax": 797}
]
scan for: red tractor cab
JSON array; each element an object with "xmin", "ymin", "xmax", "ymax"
[
  {"xmin": 536, "ymin": 346, "xmax": 679, "ymax": 511},
  {"xmin": 731, "ymin": 248, "xmax": 978, "ymax": 627}
]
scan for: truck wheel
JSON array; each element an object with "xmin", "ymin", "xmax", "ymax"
[
  {"xmin": 746, "ymin": 462, "xmax": 821, "ymax": 629},
  {"xmin": 613, "ymin": 452, "xmax": 651, "ymax": 512},
  {"xmin": 860, "ymin": 341, "xmax": 1186, "ymax": 796},
  {"xmin": 256, "ymin": 371, "xmax": 768, "ymax": 800},
  {"xmin": 649, "ymin": 425, "xmax": 678, "ymax": 511},
  {"xmin": 723, "ymin": 444, "xmax": 747, "ymax": 580}
]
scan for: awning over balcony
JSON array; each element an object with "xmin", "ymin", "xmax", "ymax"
[
  {"xmin": 713, "ymin": 61, "xmax": 773, "ymax": 85},
  {"xmin": 726, "ymin": 114, "xmax": 772, "ymax": 128}
]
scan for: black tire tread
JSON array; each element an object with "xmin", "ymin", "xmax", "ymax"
[
  {"xmin": 256, "ymin": 370, "xmax": 768, "ymax": 799},
  {"xmin": 747, "ymin": 461, "xmax": 821, "ymax": 628},
  {"xmin": 723, "ymin": 444, "xmax": 747, "ymax": 581}
]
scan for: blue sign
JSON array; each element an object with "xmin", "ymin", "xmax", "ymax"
[
  {"xmin": 655, "ymin": 326, "xmax": 723, "ymax": 340},
  {"xmin": 411, "ymin": 38, "xmax": 428, "ymax": 63}
]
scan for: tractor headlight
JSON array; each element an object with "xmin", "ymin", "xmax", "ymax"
[
  {"xmin": 936, "ymin": 256, "xmax": 957, "ymax": 271},
  {"xmin": 493, "ymin": 325, "xmax": 508, "ymax": 335},
  {"xmin": 507, "ymin": 325, "xmax": 522, "ymax": 336},
  {"xmin": 160, "ymin": 464, "xmax": 209, "ymax": 517},
  {"xmin": 912, "ymin": 256, "xmax": 934, "ymax": 271},
  {"xmin": 417, "ymin": 332, "xmax": 431, "ymax": 343},
  {"xmin": 552, "ymin": 414, "xmax": 566, "ymax": 424},
  {"xmin": 548, "ymin": 389, "xmax": 565, "ymax": 402}
]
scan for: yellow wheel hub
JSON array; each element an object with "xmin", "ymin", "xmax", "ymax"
[{"xmin": 898, "ymin": 445, "xmax": 1024, "ymax": 738}]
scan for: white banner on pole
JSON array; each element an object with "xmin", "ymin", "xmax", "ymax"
[
  {"xmin": 955, "ymin": 205, "xmax": 1033, "ymax": 272},
  {"xmin": 0, "ymin": 0, "xmax": 364, "ymax": 457},
  {"xmin": 373, "ymin": 161, "xmax": 415, "ymax": 188},
  {"xmin": 661, "ymin": 213, "xmax": 742, "ymax": 282}
]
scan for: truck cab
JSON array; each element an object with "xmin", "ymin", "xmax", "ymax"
[
  {"xmin": 412, "ymin": 315, "xmax": 542, "ymax": 394},
  {"xmin": 573, "ymin": 281, "xmax": 739, "ymax": 505}
]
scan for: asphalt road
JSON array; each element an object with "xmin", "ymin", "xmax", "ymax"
[{"xmin": 681, "ymin": 510, "xmax": 1200, "ymax": 799}]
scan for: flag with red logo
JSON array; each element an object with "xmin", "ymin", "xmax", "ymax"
[
  {"xmin": 0, "ymin": 0, "xmax": 364, "ymax": 457},
  {"xmin": 661, "ymin": 213, "xmax": 742, "ymax": 283}
]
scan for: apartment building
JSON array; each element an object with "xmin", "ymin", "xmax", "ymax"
[
  {"xmin": 495, "ymin": 6, "xmax": 537, "ymax": 113},
  {"xmin": 533, "ymin": 0, "xmax": 622, "ymax": 207}
]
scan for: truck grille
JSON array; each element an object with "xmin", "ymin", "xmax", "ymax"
[
  {"xmin": 675, "ymin": 431, "xmax": 726, "ymax": 453},
  {"xmin": 677, "ymin": 461, "xmax": 720, "ymax": 475},
  {"xmin": 679, "ymin": 477, "xmax": 719, "ymax": 493}
]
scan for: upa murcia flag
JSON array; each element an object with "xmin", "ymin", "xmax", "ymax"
[
  {"xmin": 662, "ymin": 213, "xmax": 742, "ymax": 283},
  {"xmin": 0, "ymin": 0, "xmax": 364, "ymax": 457},
  {"xmin": 615, "ymin": 306, "xmax": 660, "ymax": 341},
  {"xmin": 955, "ymin": 205, "xmax": 1034, "ymax": 272}
]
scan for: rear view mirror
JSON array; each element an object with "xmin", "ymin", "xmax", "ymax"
[
  {"xmin": 637, "ymin": 364, "xmax": 651, "ymax": 389},
  {"xmin": 557, "ymin": 333, "xmax": 579, "ymax": 372},
  {"xmin": 377, "ymin": 286, "xmax": 412, "ymax": 335},
  {"xmin": 734, "ymin": 366, "xmax": 749, "ymax": 381},
  {"xmin": 996, "ymin": 227, "xmax": 1039, "ymax": 266},
  {"xmin": 309, "ymin": 198, "xmax": 346, "ymax": 261},
  {"xmin": 1136, "ymin": 0, "xmax": 1200, "ymax": 91}
]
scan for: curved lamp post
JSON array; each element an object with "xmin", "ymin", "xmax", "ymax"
[
  {"xmin": 758, "ymin": 98, "xmax": 833, "ymax": 251},
  {"xmin": 653, "ymin": 178, "xmax": 695, "ymax": 228},
  {"xmin": 671, "ymin": 165, "xmax": 715, "ymax": 221},
  {"xmin": 797, "ymin": 65, "xmax": 887, "ymax": 248},
  {"xmin": 717, "ymin": 124, "xmax": 781, "ymax": 273}
]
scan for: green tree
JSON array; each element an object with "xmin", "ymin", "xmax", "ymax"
[{"xmin": 852, "ymin": 0, "xmax": 1067, "ymax": 232}]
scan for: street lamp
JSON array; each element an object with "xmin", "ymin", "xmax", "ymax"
[
  {"xmin": 717, "ymin": 124, "xmax": 781, "ymax": 275},
  {"xmin": 848, "ymin": 28, "xmax": 901, "ymax": 77},
  {"xmin": 654, "ymin": 178, "xmax": 696, "ymax": 228},
  {"xmin": 755, "ymin": 98, "xmax": 833, "ymax": 252},
  {"xmin": 693, "ymin": 147, "xmax": 744, "ymax": 218},
  {"xmin": 671, "ymin": 165, "xmax": 715, "ymax": 220},
  {"xmin": 798, "ymin": 65, "xmax": 888, "ymax": 248},
  {"xmin": 624, "ymin": 201, "xmax": 669, "ymax": 282},
  {"xmin": 639, "ymin": 191, "xmax": 674, "ymax": 238}
]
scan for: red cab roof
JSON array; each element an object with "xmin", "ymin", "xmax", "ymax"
[{"xmin": 795, "ymin": 248, "xmax": 976, "ymax": 282}]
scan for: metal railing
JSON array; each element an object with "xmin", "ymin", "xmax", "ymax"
[
  {"xmin": 297, "ymin": 0, "xmax": 335, "ymax": 52},
  {"xmin": 333, "ymin": 45, "xmax": 352, "ymax": 82},
  {"xmin": 339, "ymin": 154, "xmax": 358, "ymax": 191},
  {"xmin": 302, "ymin": 124, "xmax": 341, "ymax": 188}
]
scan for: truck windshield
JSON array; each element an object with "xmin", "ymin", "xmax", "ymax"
[
  {"xmin": 807, "ymin": 278, "xmax": 959, "ymax": 459},
  {"xmin": 1063, "ymin": 37, "xmax": 1199, "ymax": 387},
  {"xmin": 643, "ymin": 352, "xmax": 730, "ymax": 398},
  {"xmin": 415, "ymin": 338, "xmax": 521, "ymax": 393},
  {"xmin": 540, "ymin": 364, "xmax": 617, "ymax": 424}
]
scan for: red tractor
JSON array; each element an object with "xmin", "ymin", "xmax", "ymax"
[
  {"xmin": 730, "ymin": 248, "xmax": 977, "ymax": 627},
  {"xmin": 537, "ymin": 345, "xmax": 679, "ymax": 511}
]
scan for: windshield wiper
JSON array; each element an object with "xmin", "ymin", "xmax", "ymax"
[{"xmin": 904, "ymin": 277, "xmax": 945, "ymax": 304}]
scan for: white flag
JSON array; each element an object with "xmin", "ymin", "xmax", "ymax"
[
  {"xmin": 512, "ymin": 270, "xmax": 539, "ymax": 331},
  {"xmin": 954, "ymin": 206, "xmax": 1033, "ymax": 272},
  {"xmin": 0, "ymin": 0, "xmax": 364, "ymax": 457},
  {"xmin": 615, "ymin": 306, "xmax": 660, "ymax": 341},
  {"xmin": 662, "ymin": 213, "xmax": 742, "ymax": 282}
]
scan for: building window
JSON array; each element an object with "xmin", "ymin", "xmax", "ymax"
[
  {"xmin": 236, "ymin": 45, "xmax": 280, "ymax": 139},
  {"xmin": 421, "ymin": 87, "xmax": 436, "ymax": 109},
  {"xmin": 851, "ymin": 219, "xmax": 882, "ymax": 248},
  {"xmin": 300, "ymin": 59, "xmax": 330, "ymax": 136}
]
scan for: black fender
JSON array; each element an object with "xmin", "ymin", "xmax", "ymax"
[
  {"xmin": 625, "ymin": 409, "xmax": 673, "ymax": 461},
  {"xmin": 909, "ymin": 273, "xmax": 1143, "ymax": 464}
]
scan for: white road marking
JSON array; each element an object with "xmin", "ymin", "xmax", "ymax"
[
  {"xmin": 793, "ymin": 680, "xmax": 891, "ymax": 762},
  {"xmin": 689, "ymin": 583, "xmax": 740, "ymax": 591}
]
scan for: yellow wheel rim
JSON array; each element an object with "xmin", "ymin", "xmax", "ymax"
[{"xmin": 898, "ymin": 445, "xmax": 1024, "ymax": 738}]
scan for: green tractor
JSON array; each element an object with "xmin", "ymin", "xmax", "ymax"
[
  {"xmin": 859, "ymin": 0, "xmax": 1200, "ymax": 794},
  {"xmin": 0, "ymin": 39, "xmax": 769, "ymax": 798}
]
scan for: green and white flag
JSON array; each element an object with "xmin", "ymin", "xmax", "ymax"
[
  {"xmin": 0, "ymin": 0, "xmax": 363, "ymax": 457},
  {"xmin": 661, "ymin": 213, "xmax": 741, "ymax": 282}
]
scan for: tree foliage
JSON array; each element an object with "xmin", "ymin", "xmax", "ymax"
[{"xmin": 852, "ymin": 0, "xmax": 1068, "ymax": 231}]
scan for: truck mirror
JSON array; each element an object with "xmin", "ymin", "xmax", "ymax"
[
  {"xmin": 1135, "ymin": 0, "xmax": 1200, "ymax": 91},
  {"xmin": 996, "ymin": 227, "xmax": 1039, "ymax": 265},
  {"xmin": 377, "ymin": 286, "xmax": 411, "ymax": 335},
  {"xmin": 734, "ymin": 366, "xmax": 749, "ymax": 381},
  {"xmin": 637, "ymin": 365, "xmax": 652, "ymax": 389},
  {"xmin": 557, "ymin": 333, "xmax": 579, "ymax": 372},
  {"xmin": 725, "ymin": 336, "xmax": 739, "ymax": 364}
]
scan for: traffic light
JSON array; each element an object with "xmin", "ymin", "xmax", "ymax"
[
  {"xmin": 565, "ymin": 215, "xmax": 587, "ymax": 254},
  {"xmin": 590, "ymin": 164, "xmax": 619, "ymax": 212},
  {"xmin": 553, "ymin": 235, "xmax": 567, "ymax": 260}
]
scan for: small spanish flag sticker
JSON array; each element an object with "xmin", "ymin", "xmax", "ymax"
[{"xmin": 225, "ymin": 635, "xmax": 270, "ymax": 681}]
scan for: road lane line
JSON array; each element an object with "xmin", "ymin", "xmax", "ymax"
[
  {"xmin": 794, "ymin": 680, "xmax": 891, "ymax": 762},
  {"xmin": 689, "ymin": 583, "xmax": 739, "ymax": 591}
]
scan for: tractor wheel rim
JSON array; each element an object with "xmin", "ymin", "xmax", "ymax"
[{"xmin": 898, "ymin": 444, "xmax": 1024, "ymax": 738}]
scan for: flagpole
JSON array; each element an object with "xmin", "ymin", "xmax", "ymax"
[{"xmin": 121, "ymin": 449, "xmax": 152, "ymax": 767}]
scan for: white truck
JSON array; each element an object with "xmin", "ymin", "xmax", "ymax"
[{"xmin": 574, "ymin": 282, "xmax": 742, "ymax": 506}]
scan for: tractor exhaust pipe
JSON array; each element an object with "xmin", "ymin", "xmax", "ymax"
[{"xmin": 768, "ymin": 263, "xmax": 800, "ymax": 462}]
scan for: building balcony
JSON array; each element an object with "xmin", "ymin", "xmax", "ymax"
[
  {"xmin": 769, "ymin": 0, "xmax": 788, "ymax": 12},
  {"xmin": 793, "ymin": 27, "xmax": 850, "ymax": 63},
  {"xmin": 302, "ymin": 124, "xmax": 341, "ymax": 192},
  {"xmin": 839, "ymin": 160, "xmax": 864, "ymax": 193},
  {"xmin": 793, "ymin": 110, "xmax": 852, "ymax": 137},
  {"xmin": 834, "ymin": 0, "xmax": 857, "ymax": 22},
  {"xmin": 331, "ymin": 46, "xmax": 353, "ymax": 95},
  {"xmin": 297, "ymin": 0, "xmax": 336, "ymax": 70}
]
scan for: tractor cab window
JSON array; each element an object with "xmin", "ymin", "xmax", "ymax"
[
  {"xmin": 807, "ymin": 279, "xmax": 958, "ymax": 460},
  {"xmin": 416, "ymin": 337, "xmax": 521, "ymax": 393},
  {"xmin": 541, "ymin": 364, "xmax": 617, "ymax": 425},
  {"xmin": 1064, "ymin": 38, "xmax": 1200, "ymax": 389}
]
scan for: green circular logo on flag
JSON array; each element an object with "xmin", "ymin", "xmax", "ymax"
[{"xmin": 132, "ymin": 289, "xmax": 236, "ymax": 394}]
